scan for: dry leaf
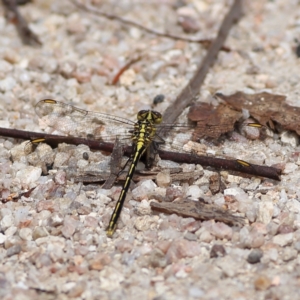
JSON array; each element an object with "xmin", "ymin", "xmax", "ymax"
[
  {"xmin": 188, "ymin": 102, "xmax": 242, "ymax": 139},
  {"xmin": 216, "ymin": 92, "xmax": 300, "ymax": 135}
]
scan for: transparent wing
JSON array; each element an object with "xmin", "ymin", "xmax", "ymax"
[
  {"xmin": 155, "ymin": 119, "xmax": 256, "ymax": 156},
  {"xmin": 155, "ymin": 122, "xmax": 220, "ymax": 151},
  {"xmin": 157, "ymin": 121, "xmax": 236, "ymax": 142},
  {"xmin": 35, "ymin": 99, "xmax": 135, "ymax": 144},
  {"xmin": 35, "ymin": 99, "xmax": 255, "ymax": 157}
]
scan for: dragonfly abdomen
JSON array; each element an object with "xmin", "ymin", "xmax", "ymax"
[
  {"xmin": 106, "ymin": 142, "xmax": 146, "ymax": 237},
  {"xmin": 106, "ymin": 110, "xmax": 162, "ymax": 237}
]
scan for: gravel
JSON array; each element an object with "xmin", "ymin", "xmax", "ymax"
[{"xmin": 1, "ymin": 0, "xmax": 300, "ymax": 299}]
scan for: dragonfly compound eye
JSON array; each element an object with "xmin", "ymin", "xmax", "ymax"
[
  {"xmin": 152, "ymin": 111, "xmax": 162, "ymax": 124},
  {"xmin": 137, "ymin": 110, "xmax": 149, "ymax": 120}
]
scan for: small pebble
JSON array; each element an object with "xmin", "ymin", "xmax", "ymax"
[
  {"xmin": 132, "ymin": 180, "xmax": 157, "ymax": 201},
  {"xmin": 156, "ymin": 170, "xmax": 171, "ymax": 188},
  {"xmin": 277, "ymin": 224, "xmax": 294, "ymax": 234},
  {"xmin": 6, "ymin": 244, "xmax": 21, "ymax": 257},
  {"xmin": 35, "ymin": 253, "xmax": 52, "ymax": 268},
  {"xmin": 49, "ymin": 213, "xmax": 64, "ymax": 226},
  {"xmin": 189, "ymin": 287, "xmax": 204, "ymax": 298},
  {"xmin": 16, "ymin": 166, "xmax": 42, "ymax": 185},
  {"xmin": 165, "ymin": 239, "xmax": 202, "ymax": 264},
  {"xmin": 216, "ymin": 255, "xmax": 241, "ymax": 277},
  {"xmin": 210, "ymin": 244, "xmax": 226, "ymax": 258},
  {"xmin": 209, "ymin": 222, "xmax": 233, "ymax": 240},
  {"xmin": 115, "ymin": 239, "xmax": 133, "ymax": 253},
  {"xmin": 77, "ymin": 206, "xmax": 92, "ymax": 215},
  {"xmin": 294, "ymin": 241, "xmax": 300, "ymax": 252},
  {"xmin": 165, "ymin": 186, "xmax": 184, "ymax": 202},
  {"xmin": 68, "ymin": 281, "xmax": 86, "ymax": 298},
  {"xmin": 182, "ymin": 220, "xmax": 201, "ymax": 233},
  {"xmin": 32, "ymin": 227, "xmax": 48, "ymax": 240},
  {"xmin": 266, "ymin": 248, "xmax": 279, "ymax": 262},
  {"xmin": 149, "ymin": 248, "xmax": 167, "ymax": 268},
  {"xmin": 239, "ymin": 119, "xmax": 261, "ymax": 140},
  {"xmin": 19, "ymin": 228, "xmax": 33, "ymax": 241},
  {"xmin": 0, "ymin": 77, "xmax": 16, "ymax": 92},
  {"xmin": 254, "ymin": 275, "xmax": 271, "ymax": 291},
  {"xmin": 84, "ymin": 216, "xmax": 98, "ymax": 229},
  {"xmin": 0, "ymin": 233, "xmax": 7, "ymax": 244},
  {"xmin": 61, "ymin": 216, "xmax": 79, "ymax": 238},
  {"xmin": 247, "ymin": 249, "xmax": 263, "ymax": 264},
  {"xmin": 54, "ymin": 170, "xmax": 66, "ymax": 185},
  {"xmin": 136, "ymin": 199, "xmax": 151, "ymax": 216},
  {"xmin": 257, "ymin": 201, "xmax": 274, "ymax": 224},
  {"xmin": 59, "ymin": 60, "xmax": 77, "ymax": 78},
  {"xmin": 184, "ymin": 232, "xmax": 197, "ymax": 241},
  {"xmin": 177, "ymin": 6, "xmax": 200, "ymax": 33},
  {"xmin": 282, "ymin": 247, "xmax": 298, "ymax": 262},
  {"xmin": 272, "ymin": 233, "xmax": 294, "ymax": 247},
  {"xmin": 186, "ymin": 185, "xmax": 203, "ymax": 199},
  {"xmin": 280, "ymin": 131, "xmax": 299, "ymax": 147},
  {"xmin": 198, "ymin": 230, "xmax": 214, "ymax": 243},
  {"xmin": 119, "ymin": 69, "xmax": 136, "ymax": 86},
  {"xmin": 283, "ymin": 162, "xmax": 298, "ymax": 174},
  {"xmin": 0, "ymin": 214, "xmax": 14, "ymax": 231},
  {"xmin": 89, "ymin": 253, "xmax": 111, "ymax": 271},
  {"xmin": 134, "ymin": 216, "xmax": 152, "ymax": 232}
]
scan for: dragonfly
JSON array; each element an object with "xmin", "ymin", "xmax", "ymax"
[{"xmin": 32, "ymin": 99, "xmax": 262, "ymax": 237}]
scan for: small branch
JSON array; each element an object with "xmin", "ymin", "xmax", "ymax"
[
  {"xmin": 150, "ymin": 200, "xmax": 245, "ymax": 226},
  {"xmin": 0, "ymin": 127, "xmax": 281, "ymax": 181},
  {"xmin": 2, "ymin": 0, "xmax": 41, "ymax": 46},
  {"xmin": 111, "ymin": 54, "xmax": 141, "ymax": 85},
  {"xmin": 161, "ymin": 0, "xmax": 243, "ymax": 128},
  {"xmin": 72, "ymin": 0, "xmax": 230, "ymax": 50}
]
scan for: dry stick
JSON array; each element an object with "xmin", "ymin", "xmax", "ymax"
[
  {"xmin": 161, "ymin": 0, "xmax": 243, "ymax": 129},
  {"xmin": 111, "ymin": 55, "xmax": 142, "ymax": 85},
  {"xmin": 72, "ymin": 0, "xmax": 229, "ymax": 50},
  {"xmin": 2, "ymin": 0, "xmax": 41, "ymax": 46},
  {"xmin": 150, "ymin": 200, "xmax": 245, "ymax": 226},
  {"xmin": 0, "ymin": 127, "xmax": 281, "ymax": 180}
]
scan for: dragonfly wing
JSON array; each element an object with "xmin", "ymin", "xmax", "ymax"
[
  {"xmin": 35, "ymin": 99, "xmax": 135, "ymax": 144},
  {"xmin": 155, "ymin": 121, "xmax": 228, "ymax": 156}
]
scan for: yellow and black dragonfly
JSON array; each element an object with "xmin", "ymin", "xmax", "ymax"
[
  {"xmin": 34, "ymin": 99, "xmax": 190, "ymax": 237},
  {"xmin": 30, "ymin": 99, "xmax": 280, "ymax": 237}
]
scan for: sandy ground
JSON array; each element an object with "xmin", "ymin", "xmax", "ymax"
[{"xmin": 1, "ymin": 0, "xmax": 300, "ymax": 299}]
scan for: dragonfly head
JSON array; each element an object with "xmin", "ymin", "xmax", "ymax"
[{"xmin": 137, "ymin": 110, "xmax": 162, "ymax": 124}]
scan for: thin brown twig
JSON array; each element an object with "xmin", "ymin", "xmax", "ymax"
[
  {"xmin": 72, "ymin": 0, "xmax": 230, "ymax": 51},
  {"xmin": 2, "ymin": 0, "xmax": 41, "ymax": 46},
  {"xmin": 0, "ymin": 127, "xmax": 281, "ymax": 181},
  {"xmin": 161, "ymin": 0, "xmax": 243, "ymax": 130},
  {"xmin": 150, "ymin": 200, "xmax": 245, "ymax": 226},
  {"xmin": 111, "ymin": 54, "xmax": 142, "ymax": 85}
]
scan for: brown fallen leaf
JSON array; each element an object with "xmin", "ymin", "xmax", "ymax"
[
  {"xmin": 188, "ymin": 102, "xmax": 242, "ymax": 139},
  {"xmin": 216, "ymin": 91, "xmax": 300, "ymax": 136}
]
